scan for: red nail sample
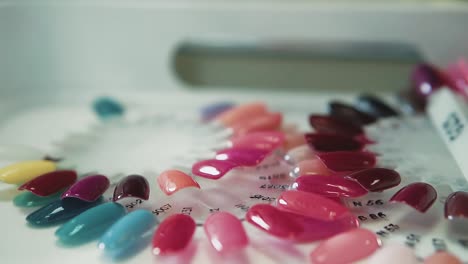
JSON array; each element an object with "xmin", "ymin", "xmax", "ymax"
[
  {"xmin": 329, "ymin": 101, "xmax": 377, "ymax": 125},
  {"xmin": 61, "ymin": 174, "xmax": 110, "ymax": 202},
  {"xmin": 294, "ymin": 175, "xmax": 368, "ymax": 198},
  {"xmin": 445, "ymin": 191, "xmax": 468, "ymax": 220},
  {"xmin": 216, "ymin": 148, "xmax": 270, "ymax": 166},
  {"xmin": 305, "ymin": 133, "xmax": 363, "ymax": 152},
  {"xmin": 230, "ymin": 131, "xmax": 285, "ymax": 151},
  {"xmin": 390, "ymin": 182, "xmax": 437, "ymax": 212},
  {"xmin": 204, "ymin": 212, "xmax": 248, "ymax": 253},
  {"xmin": 18, "ymin": 170, "xmax": 77, "ymax": 197},
  {"xmin": 309, "ymin": 115, "xmax": 363, "ymax": 137},
  {"xmin": 317, "ymin": 151, "xmax": 376, "ymax": 172},
  {"xmin": 231, "ymin": 112, "xmax": 282, "ymax": 137},
  {"xmin": 152, "ymin": 214, "xmax": 196, "ymax": 256},
  {"xmin": 113, "ymin": 174, "xmax": 150, "ymax": 201},
  {"xmin": 345, "ymin": 168, "xmax": 401, "ymax": 192},
  {"xmin": 192, "ymin": 159, "xmax": 238, "ymax": 179}
]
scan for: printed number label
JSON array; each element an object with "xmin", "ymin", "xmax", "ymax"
[{"xmin": 442, "ymin": 112, "xmax": 465, "ymax": 142}]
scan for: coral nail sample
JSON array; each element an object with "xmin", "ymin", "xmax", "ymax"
[
  {"xmin": 445, "ymin": 191, "xmax": 468, "ymax": 219},
  {"xmin": 290, "ymin": 159, "xmax": 332, "ymax": 177},
  {"xmin": 204, "ymin": 212, "xmax": 248, "ymax": 253},
  {"xmin": 390, "ymin": 182, "xmax": 437, "ymax": 212},
  {"xmin": 157, "ymin": 169, "xmax": 200, "ymax": 195},
  {"xmin": 284, "ymin": 132, "xmax": 307, "ymax": 150},
  {"xmin": 113, "ymin": 174, "xmax": 150, "ymax": 201},
  {"xmin": 329, "ymin": 101, "xmax": 377, "ymax": 125},
  {"xmin": 230, "ymin": 131, "xmax": 285, "ymax": 151},
  {"xmin": 309, "ymin": 115, "xmax": 363, "ymax": 137},
  {"xmin": 216, "ymin": 148, "xmax": 270, "ymax": 166},
  {"xmin": 152, "ymin": 214, "xmax": 196, "ymax": 256},
  {"xmin": 345, "ymin": 168, "xmax": 401, "ymax": 192},
  {"xmin": 367, "ymin": 244, "xmax": 419, "ymax": 264},
  {"xmin": 424, "ymin": 251, "xmax": 462, "ymax": 264},
  {"xmin": 192, "ymin": 159, "xmax": 238, "ymax": 179},
  {"xmin": 231, "ymin": 112, "xmax": 282, "ymax": 136},
  {"xmin": 305, "ymin": 133, "xmax": 363, "ymax": 152},
  {"xmin": 317, "ymin": 151, "xmax": 376, "ymax": 172},
  {"xmin": 62, "ymin": 175, "xmax": 110, "ymax": 202},
  {"xmin": 18, "ymin": 170, "xmax": 77, "ymax": 197},
  {"xmin": 356, "ymin": 94, "xmax": 400, "ymax": 118},
  {"xmin": 294, "ymin": 175, "xmax": 367, "ymax": 198},
  {"xmin": 246, "ymin": 204, "xmax": 303, "ymax": 239},
  {"xmin": 216, "ymin": 102, "xmax": 268, "ymax": 127},
  {"xmin": 0, "ymin": 160, "xmax": 56, "ymax": 184}
]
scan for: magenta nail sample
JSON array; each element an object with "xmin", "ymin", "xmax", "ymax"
[
  {"xmin": 61, "ymin": 175, "xmax": 110, "ymax": 202},
  {"xmin": 204, "ymin": 212, "xmax": 248, "ymax": 253},
  {"xmin": 317, "ymin": 151, "xmax": 376, "ymax": 172},
  {"xmin": 113, "ymin": 174, "xmax": 150, "ymax": 201},
  {"xmin": 390, "ymin": 182, "xmax": 437, "ymax": 212},
  {"xmin": 329, "ymin": 101, "xmax": 377, "ymax": 125},
  {"xmin": 192, "ymin": 159, "xmax": 238, "ymax": 179},
  {"xmin": 246, "ymin": 204, "xmax": 304, "ymax": 239},
  {"xmin": 18, "ymin": 170, "xmax": 77, "ymax": 197},
  {"xmin": 305, "ymin": 133, "xmax": 363, "ymax": 152},
  {"xmin": 215, "ymin": 148, "xmax": 270, "ymax": 166},
  {"xmin": 445, "ymin": 191, "xmax": 468, "ymax": 220},
  {"xmin": 294, "ymin": 175, "xmax": 367, "ymax": 198},
  {"xmin": 277, "ymin": 190, "xmax": 350, "ymax": 221},
  {"xmin": 345, "ymin": 168, "xmax": 401, "ymax": 192},
  {"xmin": 309, "ymin": 115, "xmax": 363, "ymax": 137},
  {"xmin": 230, "ymin": 131, "xmax": 285, "ymax": 151}
]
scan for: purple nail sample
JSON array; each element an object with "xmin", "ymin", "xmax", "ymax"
[
  {"xmin": 192, "ymin": 159, "xmax": 238, "ymax": 179},
  {"xmin": 309, "ymin": 115, "xmax": 363, "ymax": 137},
  {"xmin": 356, "ymin": 94, "xmax": 400, "ymax": 118},
  {"xmin": 390, "ymin": 182, "xmax": 437, "ymax": 213},
  {"xmin": 113, "ymin": 174, "xmax": 150, "ymax": 201},
  {"xmin": 215, "ymin": 148, "xmax": 270, "ymax": 166},
  {"xmin": 345, "ymin": 168, "xmax": 401, "ymax": 192},
  {"xmin": 329, "ymin": 101, "xmax": 377, "ymax": 125},
  {"xmin": 305, "ymin": 133, "xmax": 363, "ymax": 152},
  {"xmin": 294, "ymin": 175, "xmax": 368, "ymax": 198},
  {"xmin": 61, "ymin": 175, "xmax": 110, "ymax": 202}
]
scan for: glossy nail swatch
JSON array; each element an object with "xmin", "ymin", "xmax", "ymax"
[
  {"xmin": 290, "ymin": 159, "xmax": 332, "ymax": 177},
  {"xmin": 310, "ymin": 228, "xmax": 381, "ymax": 264},
  {"xmin": 410, "ymin": 64, "xmax": 449, "ymax": 107},
  {"xmin": 0, "ymin": 160, "xmax": 56, "ymax": 184},
  {"xmin": 152, "ymin": 214, "xmax": 196, "ymax": 255},
  {"xmin": 13, "ymin": 191, "xmax": 62, "ymax": 207},
  {"xmin": 345, "ymin": 168, "xmax": 401, "ymax": 192},
  {"xmin": 309, "ymin": 115, "xmax": 363, "ymax": 137},
  {"xmin": 56, "ymin": 202, "xmax": 126, "ymax": 245},
  {"xmin": 231, "ymin": 112, "xmax": 282, "ymax": 136},
  {"xmin": 216, "ymin": 148, "xmax": 270, "ymax": 166},
  {"xmin": 230, "ymin": 131, "xmax": 285, "ymax": 151},
  {"xmin": 93, "ymin": 97, "xmax": 125, "ymax": 120},
  {"xmin": 329, "ymin": 101, "xmax": 377, "ymax": 125},
  {"xmin": 424, "ymin": 251, "xmax": 462, "ymax": 264},
  {"xmin": 317, "ymin": 151, "xmax": 376, "ymax": 172},
  {"xmin": 113, "ymin": 175, "xmax": 150, "ymax": 201},
  {"xmin": 192, "ymin": 159, "xmax": 238, "ymax": 179},
  {"xmin": 201, "ymin": 102, "xmax": 234, "ymax": 121},
  {"xmin": 390, "ymin": 182, "xmax": 437, "ymax": 212},
  {"xmin": 62, "ymin": 175, "xmax": 110, "ymax": 202},
  {"xmin": 216, "ymin": 102, "xmax": 268, "ymax": 127},
  {"xmin": 157, "ymin": 169, "xmax": 200, "ymax": 195},
  {"xmin": 284, "ymin": 145, "xmax": 316, "ymax": 164},
  {"xmin": 305, "ymin": 133, "xmax": 363, "ymax": 152},
  {"xmin": 367, "ymin": 244, "xmax": 419, "ymax": 264},
  {"xmin": 445, "ymin": 191, "xmax": 468, "ymax": 219},
  {"xmin": 284, "ymin": 132, "xmax": 307, "ymax": 150},
  {"xmin": 356, "ymin": 94, "xmax": 400, "ymax": 118},
  {"xmin": 204, "ymin": 212, "xmax": 248, "ymax": 253},
  {"xmin": 18, "ymin": 170, "xmax": 77, "ymax": 196},
  {"xmin": 293, "ymin": 175, "xmax": 367, "ymax": 198}
]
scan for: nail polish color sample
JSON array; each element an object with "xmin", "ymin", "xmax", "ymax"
[
  {"xmin": 329, "ymin": 101, "xmax": 377, "ymax": 125},
  {"xmin": 216, "ymin": 148, "xmax": 270, "ymax": 166},
  {"xmin": 305, "ymin": 133, "xmax": 363, "ymax": 152},
  {"xmin": 285, "ymin": 145, "xmax": 316, "ymax": 164},
  {"xmin": 201, "ymin": 102, "xmax": 235, "ymax": 121},
  {"xmin": 93, "ymin": 97, "xmax": 125, "ymax": 120},
  {"xmin": 294, "ymin": 175, "xmax": 367, "ymax": 198},
  {"xmin": 231, "ymin": 112, "xmax": 282, "ymax": 136},
  {"xmin": 390, "ymin": 182, "xmax": 437, "ymax": 212},
  {"xmin": 345, "ymin": 168, "xmax": 401, "ymax": 192},
  {"xmin": 230, "ymin": 131, "xmax": 285, "ymax": 151},
  {"xmin": 246, "ymin": 204, "xmax": 304, "ymax": 239},
  {"xmin": 99, "ymin": 210, "xmax": 156, "ymax": 254},
  {"xmin": 13, "ymin": 191, "xmax": 62, "ymax": 207},
  {"xmin": 56, "ymin": 202, "xmax": 126, "ymax": 245},
  {"xmin": 410, "ymin": 64, "xmax": 452, "ymax": 108},
  {"xmin": 424, "ymin": 251, "xmax": 462, "ymax": 264},
  {"xmin": 216, "ymin": 102, "xmax": 268, "ymax": 127},
  {"xmin": 62, "ymin": 175, "xmax": 110, "ymax": 202},
  {"xmin": 367, "ymin": 244, "xmax": 419, "ymax": 264},
  {"xmin": 157, "ymin": 169, "xmax": 200, "ymax": 195},
  {"xmin": 113, "ymin": 175, "xmax": 150, "ymax": 201},
  {"xmin": 356, "ymin": 94, "xmax": 400, "ymax": 118},
  {"xmin": 0, "ymin": 160, "xmax": 56, "ymax": 184},
  {"xmin": 310, "ymin": 228, "xmax": 381, "ymax": 264},
  {"xmin": 445, "ymin": 191, "xmax": 468, "ymax": 219},
  {"xmin": 290, "ymin": 159, "xmax": 332, "ymax": 177},
  {"xmin": 26, "ymin": 197, "xmax": 103, "ymax": 226},
  {"xmin": 309, "ymin": 115, "xmax": 363, "ymax": 137},
  {"xmin": 446, "ymin": 59, "xmax": 468, "ymax": 99},
  {"xmin": 18, "ymin": 170, "xmax": 77, "ymax": 197},
  {"xmin": 192, "ymin": 159, "xmax": 238, "ymax": 179},
  {"xmin": 284, "ymin": 132, "xmax": 307, "ymax": 150},
  {"xmin": 204, "ymin": 212, "xmax": 248, "ymax": 253},
  {"xmin": 152, "ymin": 214, "xmax": 196, "ymax": 256},
  {"xmin": 317, "ymin": 151, "xmax": 376, "ymax": 172}
]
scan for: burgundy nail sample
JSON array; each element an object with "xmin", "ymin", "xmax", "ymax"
[
  {"xmin": 204, "ymin": 212, "xmax": 249, "ymax": 253},
  {"xmin": 192, "ymin": 159, "xmax": 238, "ymax": 179},
  {"xmin": 215, "ymin": 148, "xmax": 270, "ymax": 166},
  {"xmin": 152, "ymin": 214, "xmax": 196, "ymax": 255},
  {"xmin": 309, "ymin": 115, "xmax": 363, "ymax": 137},
  {"xmin": 18, "ymin": 170, "xmax": 77, "ymax": 197},
  {"xmin": 230, "ymin": 131, "xmax": 285, "ymax": 151},
  {"xmin": 61, "ymin": 175, "xmax": 110, "ymax": 202},
  {"xmin": 305, "ymin": 133, "xmax": 363, "ymax": 152},
  {"xmin": 356, "ymin": 94, "xmax": 400, "ymax": 118},
  {"xmin": 294, "ymin": 175, "xmax": 368, "ymax": 198},
  {"xmin": 390, "ymin": 182, "xmax": 437, "ymax": 212},
  {"xmin": 113, "ymin": 174, "xmax": 150, "ymax": 201},
  {"xmin": 329, "ymin": 101, "xmax": 377, "ymax": 125},
  {"xmin": 317, "ymin": 151, "xmax": 376, "ymax": 172},
  {"xmin": 445, "ymin": 191, "xmax": 468, "ymax": 219},
  {"xmin": 345, "ymin": 168, "xmax": 401, "ymax": 192}
]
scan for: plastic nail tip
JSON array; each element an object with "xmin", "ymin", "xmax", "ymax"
[
  {"xmin": 446, "ymin": 59, "xmax": 468, "ymax": 99},
  {"xmin": 191, "ymin": 159, "xmax": 239, "ymax": 179},
  {"xmin": 26, "ymin": 197, "xmax": 103, "ymax": 226},
  {"xmin": 113, "ymin": 174, "xmax": 150, "ymax": 201},
  {"xmin": 62, "ymin": 175, "xmax": 110, "ymax": 202},
  {"xmin": 157, "ymin": 169, "xmax": 200, "ymax": 195},
  {"xmin": 277, "ymin": 190, "xmax": 349, "ymax": 221},
  {"xmin": 152, "ymin": 214, "xmax": 196, "ymax": 256},
  {"xmin": 231, "ymin": 112, "xmax": 282, "ymax": 137},
  {"xmin": 309, "ymin": 115, "xmax": 363, "ymax": 137},
  {"xmin": 13, "ymin": 191, "xmax": 62, "ymax": 208},
  {"xmin": 230, "ymin": 131, "xmax": 285, "ymax": 151},
  {"xmin": 305, "ymin": 133, "xmax": 363, "ymax": 152},
  {"xmin": 317, "ymin": 151, "xmax": 376, "ymax": 172},
  {"xmin": 356, "ymin": 94, "xmax": 400, "ymax": 118},
  {"xmin": 293, "ymin": 175, "xmax": 367, "ymax": 198},
  {"xmin": 424, "ymin": 251, "xmax": 462, "ymax": 264},
  {"xmin": 445, "ymin": 191, "xmax": 468, "ymax": 220},
  {"xmin": 367, "ymin": 244, "xmax": 419, "ymax": 264},
  {"xmin": 93, "ymin": 97, "xmax": 125, "ymax": 120},
  {"xmin": 215, "ymin": 102, "xmax": 268, "ymax": 127},
  {"xmin": 284, "ymin": 132, "xmax": 307, "ymax": 150},
  {"xmin": 56, "ymin": 202, "xmax": 126, "ymax": 245},
  {"xmin": 284, "ymin": 145, "xmax": 316, "ymax": 164},
  {"xmin": 215, "ymin": 148, "xmax": 270, "ymax": 166},
  {"xmin": 310, "ymin": 228, "xmax": 381, "ymax": 264},
  {"xmin": 328, "ymin": 101, "xmax": 377, "ymax": 125},
  {"xmin": 390, "ymin": 182, "xmax": 437, "ymax": 213},
  {"xmin": 201, "ymin": 102, "xmax": 235, "ymax": 121},
  {"xmin": 99, "ymin": 210, "xmax": 156, "ymax": 254},
  {"xmin": 0, "ymin": 160, "xmax": 56, "ymax": 184},
  {"xmin": 246, "ymin": 204, "xmax": 304, "ymax": 239},
  {"xmin": 18, "ymin": 170, "xmax": 77, "ymax": 197},
  {"xmin": 0, "ymin": 144, "xmax": 44, "ymax": 160},
  {"xmin": 290, "ymin": 159, "xmax": 332, "ymax": 177},
  {"xmin": 204, "ymin": 212, "xmax": 248, "ymax": 254},
  {"xmin": 345, "ymin": 168, "xmax": 401, "ymax": 192}
]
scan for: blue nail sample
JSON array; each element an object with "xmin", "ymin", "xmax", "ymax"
[
  {"xmin": 200, "ymin": 102, "xmax": 234, "ymax": 121},
  {"xmin": 56, "ymin": 202, "xmax": 126, "ymax": 245},
  {"xmin": 13, "ymin": 191, "xmax": 62, "ymax": 208},
  {"xmin": 93, "ymin": 97, "xmax": 125, "ymax": 120}
]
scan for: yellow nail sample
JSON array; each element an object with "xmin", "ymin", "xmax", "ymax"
[{"xmin": 0, "ymin": 160, "xmax": 56, "ymax": 184}]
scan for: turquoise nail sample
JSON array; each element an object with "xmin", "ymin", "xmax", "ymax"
[
  {"xmin": 13, "ymin": 191, "xmax": 62, "ymax": 207},
  {"xmin": 56, "ymin": 202, "xmax": 126, "ymax": 245},
  {"xmin": 26, "ymin": 197, "xmax": 103, "ymax": 226},
  {"xmin": 98, "ymin": 210, "xmax": 156, "ymax": 256},
  {"xmin": 93, "ymin": 97, "xmax": 125, "ymax": 120}
]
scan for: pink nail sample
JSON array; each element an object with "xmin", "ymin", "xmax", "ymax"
[
  {"xmin": 277, "ymin": 190, "xmax": 350, "ymax": 221},
  {"xmin": 191, "ymin": 159, "xmax": 238, "ymax": 179},
  {"xmin": 425, "ymin": 251, "xmax": 462, "ymax": 264},
  {"xmin": 284, "ymin": 132, "xmax": 307, "ymax": 151},
  {"xmin": 294, "ymin": 175, "xmax": 368, "ymax": 198},
  {"xmin": 113, "ymin": 174, "xmax": 150, "ymax": 201},
  {"xmin": 18, "ymin": 170, "xmax": 77, "ymax": 197},
  {"xmin": 157, "ymin": 169, "xmax": 200, "ymax": 195},
  {"xmin": 317, "ymin": 151, "xmax": 376, "ymax": 172},
  {"xmin": 216, "ymin": 148, "xmax": 270, "ymax": 166},
  {"xmin": 216, "ymin": 102, "xmax": 268, "ymax": 127},
  {"xmin": 61, "ymin": 174, "xmax": 109, "ymax": 202},
  {"xmin": 290, "ymin": 159, "xmax": 332, "ymax": 177},
  {"xmin": 152, "ymin": 214, "xmax": 196, "ymax": 256},
  {"xmin": 230, "ymin": 131, "xmax": 285, "ymax": 151},
  {"xmin": 204, "ymin": 212, "xmax": 248, "ymax": 253},
  {"xmin": 285, "ymin": 145, "xmax": 316, "ymax": 164},
  {"xmin": 345, "ymin": 168, "xmax": 401, "ymax": 192},
  {"xmin": 305, "ymin": 133, "xmax": 363, "ymax": 152},
  {"xmin": 367, "ymin": 244, "xmax": 419, "ymax": 264},
  {"xmin": 310, "ymin": 228, "xmax": 381, "ymax": 264},
  {"xmin": 231, "ymin": 112, "xmax": 282, "ymax": 136},
  {"xmin": 309, "ymin": 115, "xmax": 363, "ymax": 137},
  {"xmin": 390, "ymin": 182, "xmax": 437, "ymax": 212}
]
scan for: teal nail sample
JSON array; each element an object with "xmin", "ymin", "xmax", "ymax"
[
  {"xmin": 13, "ymin": 191, "xmax": 62, "ymax": 208},
  {"xmin": 56, "ymin": 202, "xmax": 126, "ymax": 245},
  {"xmin": 93, "ymin": 97, "xmax": 125, "ymax": 120}
]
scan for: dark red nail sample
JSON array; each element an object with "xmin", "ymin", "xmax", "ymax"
[
  {"xmin": 294, "ymin": 175, "xmax": 367, "ymax": 198},
  {"xmin": 445, "ymin": 191, "xmax": 468, "ymax": 220},
  {"xmin": 113, "ymin": 174, "xmax": 150, "ymax": 201},
  {"xmin": 305, "ymin": 133, "xmax": 363, "ymax": 152},
  {"xmin": 345, "ymin": 168, "xmax": 401, "ymax": 192},
  {"xmin": 390, "ymin": 182, "xmax": 437, "ymax": 213},
  {"xmin": 329, "ymin": 101, "xmax": 377, "ymax": 125},
  {"xmin": 356, "ymin": 94, "xmax": 400, "ymax": 118},
  {"xmin": 309, "ymin": 115, "xmax": 363, "ymax": 137},
  {"xmin": 18, "ymin": 170, "xmax": 77, "ymax": 197},
  {"xmin": 317, "ymin": 151, "xmax": 376, "ymax": 172}
]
